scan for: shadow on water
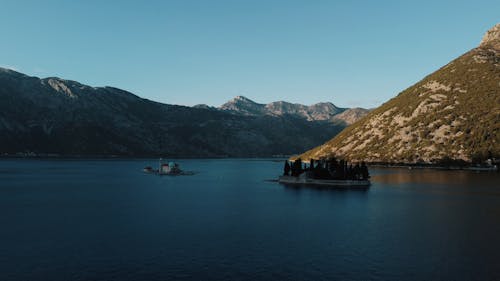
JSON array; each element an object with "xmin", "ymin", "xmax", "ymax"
[{"xmin": 280, "ymin": 183, "xmax": 370, "ymax": 193}]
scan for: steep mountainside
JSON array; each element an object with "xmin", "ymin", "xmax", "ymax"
[
  {"xmin": 219, "ymin": 95, "xmax": 369, "ymax": 124},
  {"xmin": 0, "ymin": 68, "xmax": 345, "ymax": 157},
  {"xmin": 300, "ymin": 23, "xmax": 500, "ymax": 163}
]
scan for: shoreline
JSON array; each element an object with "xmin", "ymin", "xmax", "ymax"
[
  {"xmin": 0, "ymin": 154, "xmax": 290, "ymax": 161},
  {"xmin": 1, "ymin": 155, "xmax": 497, "ymax": 172}
]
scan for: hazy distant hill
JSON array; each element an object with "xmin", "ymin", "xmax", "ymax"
[
  {"xmin": 299, "ymin": 23, "xmax": 500, "ymax": 164},
  {"xmin": 0, "ymin": 68, "xmax": 352, "ymax": 157}
]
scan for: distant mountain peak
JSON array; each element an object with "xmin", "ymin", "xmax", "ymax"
[
  {"xmin": 479, "ymin": 23, "xmax": 500, "ymax": 50},
  {"xmin": 218, "ymin": 96, "xmax": 368, "ymax": 123},
  {"xmin": 220, "ymin": 95, "xmax": 264, "ymax": 115},
  {"xmin": 234, "ymin": 95, "xmax": 250, "ymax": 100},
  {"xmin": 232, "ymin": 95, "xmax": 256, "ymax": 103}
]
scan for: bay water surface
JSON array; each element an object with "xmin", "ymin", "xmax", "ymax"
[{"xmin": 1, "ymin": 159, "xmax": 499, "ymax": 280}]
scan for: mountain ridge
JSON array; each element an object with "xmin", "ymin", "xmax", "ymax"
[
  {"xmin": 218, "ymin": 95, "xmax": 368, "ymax": 125},
  {"xmin": 0, "ymin": 68, "xmax": 352, "ymax": 157}
]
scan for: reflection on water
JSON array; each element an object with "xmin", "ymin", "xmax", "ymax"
[
  {"xmin": 372, "ymin": 167, "xmax": 499, "ymax": 187},
  {"xmin": 371, "ymin": 168, "xmax": 500, "ymax": 203}
]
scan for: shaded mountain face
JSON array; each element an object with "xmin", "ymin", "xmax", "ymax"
[
  {"xmin": 219, "ymin": 95, "xmax": 368, "ymax": 124},
  {"xmin": 0, "ymin": 69, "xmax": 347, "ymax": 157},
  {"xmin": 300, "ymin": 23, "xmax": 500, "ymax": 164}
]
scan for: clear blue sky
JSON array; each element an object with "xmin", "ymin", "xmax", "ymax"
[{"xmin": 1, "ymin": 0, "xmax": 498, "ymax": 108}]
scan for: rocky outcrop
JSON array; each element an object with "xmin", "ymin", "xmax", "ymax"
[{"xmin": 479, "ymin": 23, "xmax": 500, "ymax": 50}]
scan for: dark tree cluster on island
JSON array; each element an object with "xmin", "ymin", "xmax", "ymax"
[{"xmin": 284, "ymin": 158, "xmax": 370, "ymax": 180}]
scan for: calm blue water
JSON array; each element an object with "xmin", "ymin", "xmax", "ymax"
[{"xmin": 1, "ymin": 159, "xmax": 499, "ymax": 281}]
